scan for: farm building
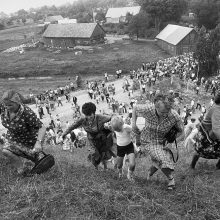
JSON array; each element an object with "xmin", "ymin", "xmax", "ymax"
[
  {"xmin": 155, "ymin": 24, "xmax": 198, "ymax": 56},
  {"xmin": 105, "ymin": 6, "xmax": 141, "ymax": 23},
  {"xmin": 58, "ymin": 18, "xmax": 77, "ymax": 24},
  {"xmin": 42, "ymin": 23, "xmax": 105, "ymax": 48},
  {"xmin": 44, "ymin": 15, "xmax": 64, "ymax": 24}
]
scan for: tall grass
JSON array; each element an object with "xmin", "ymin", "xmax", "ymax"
[{"xmin": 1, "ymin": 144, "xmax": 220, "ymax": 220}]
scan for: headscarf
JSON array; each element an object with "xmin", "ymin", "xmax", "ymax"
[{"xmin": 1, "ymin": 90, "xmax": 26, "ymax": 105}]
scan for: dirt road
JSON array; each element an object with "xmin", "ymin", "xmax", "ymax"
[{"xmin": 0, "ymin": 78, "xmax": 144, "ymax": 133}]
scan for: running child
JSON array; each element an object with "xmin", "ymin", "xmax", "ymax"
[{"xmin": 111, "ymin": 116, "xmax": 135, "ymax": 182}]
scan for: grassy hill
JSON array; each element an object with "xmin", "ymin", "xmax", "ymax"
[
  {"xmin": 0, "ymin": 25, "xmax": 43, "ymax": 52},
  {"xmin": 1, "ymin": 141, "xmax": 220, "ymax": 219},
  {"xmin": 0, "ymin": 78, "xmax": 220, "ymax": 220}
]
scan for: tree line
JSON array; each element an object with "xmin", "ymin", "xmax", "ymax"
[{"xmin": 0, "ymin": 0, "xmax": 219, "ymax": 31}]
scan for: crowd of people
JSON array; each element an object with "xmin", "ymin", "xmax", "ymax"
[{"xmin": 1, "ymin": 52, "xmax": 220, "ymax": 191}]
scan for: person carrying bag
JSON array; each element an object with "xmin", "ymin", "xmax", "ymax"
[
  {"xmin": 1, "ymin": 90, "xmax": 55, "ymax": 177},
  {"xmin": 191, "ymin": 93, "xmax": 220, "ymax": 169}
]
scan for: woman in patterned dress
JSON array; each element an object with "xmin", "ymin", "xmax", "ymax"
[
  {"xmin": 0, "ymin": 90, "xmax": 47, "ymax": 176},
  {"xmin": 132, "ymin": 93, "xmax": 184, "ymax": 190},
  {"xmin": 191, "ymin": 93, "xmax": 220, "ymax": 169},
  {"xmin": 62, "ymin": 102, "xmax": 115, "ymax": 169}
]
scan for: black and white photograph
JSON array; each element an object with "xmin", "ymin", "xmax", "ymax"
[{"xmin": 0, "ymin": 0, "xmax": 220, "ymax": 219}]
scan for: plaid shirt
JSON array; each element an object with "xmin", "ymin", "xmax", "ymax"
[{"xmin": 135, "ymin": 104, "xmax": 183, "ymax": 145}]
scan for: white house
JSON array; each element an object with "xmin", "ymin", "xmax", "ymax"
[
  {"xmin": 58, "ymin": 18, "xmax": 77, "ymax": 24},
  {"xmin": 105, "ymin": 6, "xmax": 141, "ymax": 23},
  {"xmin": 44, "ymin": 15, "xmax": 64, "ymax": 24}
]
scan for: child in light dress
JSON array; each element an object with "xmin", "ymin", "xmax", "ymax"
[
  {"xmin": 56, "ymin": 130, "xmax": 64, "ymax": 145},
  {"xmin": 111, "ymin": 116, "xmax": 135, "ymax": 182},
  {"xmin": 62, "ymin": 134, "xmax": 73, "ymax": 152}
]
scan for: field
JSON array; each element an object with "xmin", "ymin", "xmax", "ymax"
[
  {"xmin": 1, "ymin": 26, "xmax": 220, "ymax": 220},
  {"xmin": 0, "ymin": 25, "xmax": 43, "ymax": 52},
  {"xmin": 0, "ymin": 25, "xmax": 169, "ymax": 79},
  {"xmin": 0, "ymin": 25, "xmax": 169, "ymax": 97}
]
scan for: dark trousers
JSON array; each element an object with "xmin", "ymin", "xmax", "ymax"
[
  {"xmin": 46, "ymin": 107, "xmax": 50, "ymax": 114},
  {"xmin": 58, "ymin": 101, "xmax": 63, "ymax": 106},
  {"xmin": 196, "ymin": 103, "xmax": 201, "ymax": 110}
]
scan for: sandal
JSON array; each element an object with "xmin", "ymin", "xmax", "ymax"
[
  {"xmin": 17, "ymin": 167, "xmax": 33, "ymax": 177},
  {"xmin": 167, "ymin": 178, "xmax": 175, "ymax": 190}
]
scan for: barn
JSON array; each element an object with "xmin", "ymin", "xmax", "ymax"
[
  {"xmin": 105, "ymin": 6, "xmax": 141, "ymax": 23},
  {"xmin": 42, "ymin": 23, "xmax": 106, "ymax": 48},
  {"xmin": 155, "ymin": 24, "xmax": 198, "ymax": 56}
]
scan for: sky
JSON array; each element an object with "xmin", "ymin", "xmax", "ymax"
[{"xmin": 0, "ymin": 0, "xmax": 77, "ymax": 14}]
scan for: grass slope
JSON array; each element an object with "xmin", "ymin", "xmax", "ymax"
[
  {"xmin": 1, "ymin": 145, "xmax": 220, "ymax": 220},
  {"xmin": 0, "ymin": 25, "xmax": 42, "ymax": 52},
  {"xmin": 1, "ymin": 79, "xmax": 220, "ymax": 220}
]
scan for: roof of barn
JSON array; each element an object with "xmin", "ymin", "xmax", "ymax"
[
  {"xmin": 155, "ymin": 24, "xmax": 194, "ymax": 46},
  {"xmin": 43, "ymin": 23, "xmax": 105, "ymax": 38}
]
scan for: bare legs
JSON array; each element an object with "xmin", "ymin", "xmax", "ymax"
[
  {"xmin": 117, "ymin": 153, "xmax": 135, "ymax": 181},
  {"xmin": 190, "ymin": 153, "xmax": 200, "ymax": 169}
]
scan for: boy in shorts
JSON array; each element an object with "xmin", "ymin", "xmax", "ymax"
[{"xmin": 111, "ymin": 116, "xmax": 135, "ymax": 181}]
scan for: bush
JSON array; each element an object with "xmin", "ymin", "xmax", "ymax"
[{"xmin": 144, "ymin": 28, "xmax": 158, "ymax": 39}]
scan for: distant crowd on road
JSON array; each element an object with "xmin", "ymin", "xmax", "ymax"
[{"xmin": 2, "ymin": 52, "xmax": 220, "ymax": 191}]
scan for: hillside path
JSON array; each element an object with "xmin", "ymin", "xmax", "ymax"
[{"xmin": 0, "ymin": 78, "xmax": 144, "ymax": 133}]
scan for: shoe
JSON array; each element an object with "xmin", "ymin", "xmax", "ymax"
[
  {"xmin": 216, "ymin": 159, "xmax": 220, "ymax": 169},
  {"xmin": 17, "ymin": 167, "xmax": 33, "ymax": 177},
  {"xmin": 190, "ymin": 155, "xmax": 200, "ymax": 169},
  {"xmin": 146, "ymin": 171, "xmax": 152, "ymax": 181},
  {"xmin": 127, "ymin": 171, "xmax": 135, "ymax": 182},
  {"xmin": 127, "ymin": 174, "xmax": 135, "ymax": 182},
  {"xmin": 167, "ymin": 178, "xmax": 175, "ymax": 190}
]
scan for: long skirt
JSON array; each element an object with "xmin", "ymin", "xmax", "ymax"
[
  {"xmin": 194, "ymin": 125, "xmax": 220, "ymax": 159},
  {"xmin": 87, "ymin": 135, "xmax": 116, "ymax": 167},
  {"xmin": 144, "ymin": 142, "xmax": 175, "ymax": 170}
]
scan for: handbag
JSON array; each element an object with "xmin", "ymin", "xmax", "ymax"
[
  {"xmin": 30, "ymin": 151, "xmax": 55, "ymax": 175},
  {"xmin": 164, "ymin": 125, "xmax": 179, "ymax": 163},
  {"xmin": 88, "ymin": 116, "xmax": 115, "ymax": 166},
  {"xmin": 164, "ymin": 125, "xmax": 179, "ymax": 144},
  {"xmin": 195, "ymin": 124, "xmax": 220, "ymax": 159}
]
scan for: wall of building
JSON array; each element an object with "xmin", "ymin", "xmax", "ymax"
[
  {"xmin": 43, "ymin": 36, "xmax": 104, "ymax": 48},
  {"xmin": 157, "ymin": 40, "xmax": 176, "ymax": 56},
  {"xmin": 43, "ymin": 38, "xmax": 76, "ymax": 48},
  {"xmin": 106, "ymin": 17, "xmax": 120, "ymax": 23},
  {"xmin": 177, "ymin": 31, "xmax": 197, "ymax": 55},
  {"xmin": 119, "ymin": 16, "xmax": 126, "ymax": 23}
]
